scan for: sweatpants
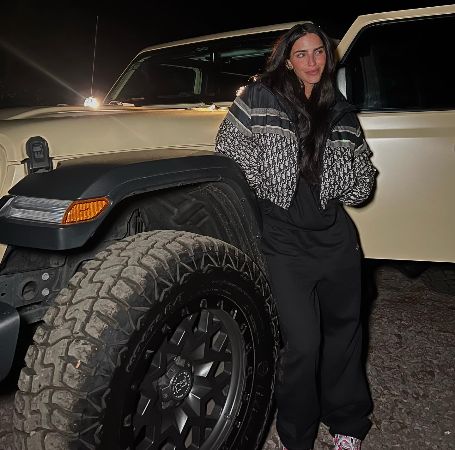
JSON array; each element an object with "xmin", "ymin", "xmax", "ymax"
[{"xmin": 262, "ymin": 213, "xmax": 373, "ymax": 450}]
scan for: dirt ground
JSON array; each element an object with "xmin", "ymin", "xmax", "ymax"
[
  {"xmin": 262, "ymin": 265, "xmax": 455, "ymax": 449},
  {"xmin": 1, "ymin": 265, "xmax": 454, "ymax": 449}
]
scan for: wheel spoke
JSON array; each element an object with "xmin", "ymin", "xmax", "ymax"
[
  {"xmin": 186, "ymin": 340, "xmax": 231, "ymax": 365},
  {"xmin": 192, "ymin": 374, "xmax": 216, "ymax": 393},
  {"xmin": 160, "ymin": 410, "xmax": 175, "ymax": 435},
  {"xmin": 200, "ymin": 416, "xmax": 218, "ymax": 432},
  {"xmin": 133, "ymin": 394, "xmax": 160, "ymax": 436},
  {"xmin": 174, "ymin": 406, "xmax": 189, "ymax": 433},
  {"xmin": 193, "ymin": 361, "xmax": 213, "ymax": 377},
  {"xmin": 211, "ymin": 330, "xmax": 229, "ymax": 353},
  {"xmin": 140, "ymin": 371, "xmax": 161, "ymax": 399},
  {"xmin": 160, "ymin": 444, "xmax": 176, "ymax": 450},
  {"xmin": 191, "ymin": 416, "xmax": 219, "ymax": 447},
  {"xmin": 135, "ymin": 436, "xmax": 156, "ymax": 450},
  {"xmin": 203, "ymin": 349, "xmax": 232, "ymax": 364},
  {"xmin": 197, "ymin": 309, "xmax": 211, "ymax": 333},
  {"xmin": 169, "ymin": 313, "xmax": 198, "ymax": 348},
  {"xmin": 169, "ymin": 327, "xmax": 187, "ymax": 348},
  {"xmin": 160, "ymin": 339, "xmax": 181, "ymax": 362},
  {"xmin": 138, "ymin": 390, "xmax": 158, "ymax": 417},
  {"xmin": 128, "ymin": 305, "xmax": 248, "ymax": 450},
  {"xmin": 185, "ymin": 388, "xmax": 208, "ymax": 416},
  {"xmin": 190, "ymin": 425, "xmax": 203, "ymax": 448},
  {"xmin": 185, "ymin": 341, "xmax": 206, "ymax": 361}
]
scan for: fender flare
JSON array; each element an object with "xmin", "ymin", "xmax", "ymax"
[{"xmin": 0, "ymin": 151, "xmax": 261, "ymax": 251}]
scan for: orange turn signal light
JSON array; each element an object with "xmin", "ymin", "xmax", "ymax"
[{"xmin": 62, "ymin": 197, "xmax": 110, "ymax": 224}]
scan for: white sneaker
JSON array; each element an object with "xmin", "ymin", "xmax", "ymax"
[{"xmin": 333, "ymin": 434, "xmax": 362, "ymax": 450}]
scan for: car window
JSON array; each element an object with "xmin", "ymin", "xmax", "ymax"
[
  {"xmin": 343, "ymin": 14, "xmax": 455, "ymax": 111},
  {"xmin": 106, "ymin": 32, "xmax": 280, "ymax": 106}
]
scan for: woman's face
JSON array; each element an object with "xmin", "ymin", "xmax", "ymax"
[{"xmin": 286, "ymin": 32, "xmax": 326, "ymax": 97}]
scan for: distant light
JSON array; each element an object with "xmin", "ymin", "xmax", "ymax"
[{"xmin": 84, "ymin": 96, "xmax": 99, "ymax": 108}]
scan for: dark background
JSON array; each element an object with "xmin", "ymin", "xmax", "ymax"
[{"xmin": 0, "ymin": 1, "xmax": 447, "ymax": 107}]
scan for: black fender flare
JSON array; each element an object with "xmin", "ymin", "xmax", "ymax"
[{"xmin": 0, "ymin": 150, "xmax": 261, "ymax": 251}]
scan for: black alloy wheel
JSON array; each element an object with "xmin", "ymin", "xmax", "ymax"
[
  {"xmin": 14, "ymin": 231, "xmax": 280, "ymax": 450},
  {"xmin": 107, "ymin": 301, "xmax": 252, "ymax": 450}
]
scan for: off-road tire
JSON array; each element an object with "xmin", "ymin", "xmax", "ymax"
[{"xmin": 13, "ymin": 230, "xmax": 279, "ymax": 450}]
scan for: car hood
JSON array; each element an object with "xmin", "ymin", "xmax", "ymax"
[
  {"xmin": 0, "ymin": 105, "xmax": 230, "ymax": 204},
  {"xmin": 0, "ymin": 105, "xmax": 144, "ymax": 120},
  {"xmin": 0, "ymin": 105, "xmax": 229, "ymax": 164}
]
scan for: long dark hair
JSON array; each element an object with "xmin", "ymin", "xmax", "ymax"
[{"xmin": 259, "ymin": 23, "xmax": 337, "ymax": 183}]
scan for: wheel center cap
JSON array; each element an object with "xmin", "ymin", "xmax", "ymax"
[
  {"xmin": 158, "ymin": 357, "xmax": 194, "ymax": 407},
  {"xmin": 170, "ymin": 369, "xmax": 193, "ymax": 400}
]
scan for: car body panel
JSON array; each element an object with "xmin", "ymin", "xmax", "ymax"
[
  {"xmin": 336, "ymin": 4, "xmax": 455, "ymax": 263},
  {"xmin": 0, "ymin": 108, "xmax": 227, "ymax": 166},
  {"xmin": 0, "ymin": 4, "xmax": 454, "ymax": 263},
  {"xmin": 2, "ymin": 152, "xmax": 260, "ymax": 250},
  {"xmin": 337, "ymin": 4, "xmax": 455, "ymax": 58},
  {"xmin": 352, "ymin": 111, "xmax": 454, "ymax": 261}
]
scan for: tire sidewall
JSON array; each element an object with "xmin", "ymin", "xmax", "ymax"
[{"xmin": 98, "ymin": 246, "xmax": 277, "ymax": 449}]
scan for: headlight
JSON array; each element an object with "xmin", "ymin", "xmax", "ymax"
[
  {"xmin": 0, "ymin": 196, "xmax": 71, "ymax": 223},
  {"xmin": 0, "ymin": 196, "xmax": 110, "ymax": 224}
]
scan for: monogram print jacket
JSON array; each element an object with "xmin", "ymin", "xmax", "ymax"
[{"xmin": 215, "ymin": 82, "xmax": 377, "ymax": 210}]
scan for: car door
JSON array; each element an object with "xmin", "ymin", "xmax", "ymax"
[{"xmin": 338, "ymin": 12, "xmax": 455, "ymax": 262}]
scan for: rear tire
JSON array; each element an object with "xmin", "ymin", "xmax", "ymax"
[{"xmin": 13, "ymin": 231, "xmax": 279, "ymax": 450}]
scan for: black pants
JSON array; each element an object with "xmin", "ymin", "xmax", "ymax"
[{"xmin": 262, "ymin": 218, "xmax": 372, "ymax": 450}]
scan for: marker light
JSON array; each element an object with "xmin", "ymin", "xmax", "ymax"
[
  {"xmin": 84, "ymin": 96, "xmax": 99, "ymax": 108},
  {"xmin": 63, "ymin": 198, "xmax": 109, "ymax": 224},
  {"xmin": 0, "ymin": 196, "xmax": 110, "ymax": 225}
]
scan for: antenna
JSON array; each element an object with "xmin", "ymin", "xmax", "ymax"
[
  {"xmin": 90, "ymin": 15, "xmax": 99, "ymax": 98},
  {"xmin": 85, "ymin": 16, "xmax": 100, "ymax": 107}
]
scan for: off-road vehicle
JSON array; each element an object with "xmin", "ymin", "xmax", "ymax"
[{"xmin": 0, "ymin": 5, "xmax": 453, "ymax": 449}]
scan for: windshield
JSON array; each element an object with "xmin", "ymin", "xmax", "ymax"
[{"xmin": 105, "ymin": 32, "xmax": 282, "ymax": 106}]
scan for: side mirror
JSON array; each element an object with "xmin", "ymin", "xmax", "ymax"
[{"xmin": 336, "ymin": 66, "xmax": 347, "ymax": 99}]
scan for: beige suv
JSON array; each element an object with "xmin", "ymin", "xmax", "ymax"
[
  {"xmin": 0, "ymin": 5, "xmax": 453, "ymax": 450},
  {"xmin": 0, "ymin": 6, "xmax": 453, "ymax": 264}
]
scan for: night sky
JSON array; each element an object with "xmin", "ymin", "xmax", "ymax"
[{"xmin": 0, "ymin": 1, "xmax": 447, "ymax": 107}]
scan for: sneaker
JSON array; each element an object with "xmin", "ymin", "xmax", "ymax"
[{"xmin": 333, "ymin": 434, "xmax": 362, "ymax": 450}]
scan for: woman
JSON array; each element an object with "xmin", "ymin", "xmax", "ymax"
[{"xmin": 215, "ymin": 23, "xmax": 377, "ymax": 450}]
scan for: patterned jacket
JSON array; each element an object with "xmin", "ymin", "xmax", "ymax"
[{"xmin": 215, "ymin": 82, "xmax": 377, "ymax": 210}]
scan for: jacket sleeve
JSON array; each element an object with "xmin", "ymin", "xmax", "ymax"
[
  {"xmin": 339, "ymin": 119, "xmax": 377, "ymax": 206},
  {"xmin": 214, "ymin": 86, "xmax": 261, "ymax": 190}
]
